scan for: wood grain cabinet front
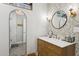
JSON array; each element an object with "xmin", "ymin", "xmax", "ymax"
[{"xmin": 37, "ymin": 39, "xmax": 75, "ymax": 56}]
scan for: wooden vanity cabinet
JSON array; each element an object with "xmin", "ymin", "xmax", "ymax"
[{"xmin": 37, "ymin": 39, "xmax": 75, "ymax": 56}]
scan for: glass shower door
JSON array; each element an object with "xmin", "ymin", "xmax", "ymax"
[{"xmin": 9, "ymin": 9, "xmax": 27, "ymax": 56}]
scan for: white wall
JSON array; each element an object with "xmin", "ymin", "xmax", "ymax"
[
  {"xmin": 0, "ymin": 3, "xmax": 48, "ymax": 55},
  {"xmin": 0, "ymin": 4, "xmax": 10, "ymax": 56},
  {"xmin": 26, "ymin": 3, "xmax": 48, "ymax": 54}
]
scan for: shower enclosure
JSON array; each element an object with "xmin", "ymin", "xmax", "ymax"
[{"xmin": 9, "ymin": 9, "xmax": 27, "ymax": 56}]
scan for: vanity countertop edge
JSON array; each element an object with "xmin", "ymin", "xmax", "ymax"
[{"xmin": 38, "ymin": 37, "xmax": 76, "ymax": 48}]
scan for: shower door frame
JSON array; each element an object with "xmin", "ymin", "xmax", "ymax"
[{"xmin": 9, "ymin": 9, "xmax": 27, "ymax": 56}]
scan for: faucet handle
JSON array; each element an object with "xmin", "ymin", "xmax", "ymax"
[{"xmin": 52, "ymin": 34, "xmax": 57, "ymax": 39}]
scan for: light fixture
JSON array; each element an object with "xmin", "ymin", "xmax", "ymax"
[
  {"xmin": 16, "ymin": 9, "xmax": 23, "ymax": 15},
  {"xmin": 68, "ymin": 5, "xmax": 77, "ymax": 17},
  {"xmin": 69, "ymin": 8, "xmax": 77, "ymax": 17}
]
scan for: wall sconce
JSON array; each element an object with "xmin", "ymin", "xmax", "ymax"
[
  {"xmin": 69, "ymin": 8, "xmax": 77, "ymax": 17},
  {"xmin": 47, "ymin": 14, "xmax": 52, "ymax": 22},
  {"xmin": 16, "ymin": 9, "xmax": 23, "ymax": 15}
]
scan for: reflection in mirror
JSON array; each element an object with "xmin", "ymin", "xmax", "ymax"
[{"xmin": 51, "ymin": 10, "xmax": 67, "ymax": 29}]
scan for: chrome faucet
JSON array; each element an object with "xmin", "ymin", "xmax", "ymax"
[
  {"xmin": 48, "ymin": 30, "xmax": 53, "ymax": 38},
  {"xmin": 53, "ymin": 34, "xmax": 57, "ymax": 39},
  {"xmin": 48, "ymin": 30, "xmax": 57, "ymax": 38}
]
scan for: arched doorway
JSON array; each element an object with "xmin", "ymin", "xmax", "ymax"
[{"xmin": 9, "ymin": 9, "xmax": 27, "ymax": 56}]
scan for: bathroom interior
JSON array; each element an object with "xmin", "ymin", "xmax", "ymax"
[{"xmin": 0, "ymin": 3, "xmax": 79, "ymax": 56}]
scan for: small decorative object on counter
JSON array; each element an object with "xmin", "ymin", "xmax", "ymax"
[
  {"xmin": 71, "ymin": 33, "xmax": 75, "ymax": 42},
  {"xmin": 65, "ymin": 34, "xmax": 75, "ymax": 43}
]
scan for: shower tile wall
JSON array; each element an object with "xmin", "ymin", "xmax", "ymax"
[
  {"xmin": 16, "ymin": 15, "xmax": 23, "ymax": 43},
  {"xmin": 10, "ymin": 14, "xmax": 17, "ymax": 44},
  {"xmin": 48, "ymin": 3, "xmax": 79, "ymax": 56}
]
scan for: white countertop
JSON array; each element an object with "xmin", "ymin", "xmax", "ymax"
[{"xmin": 38, "ymin": 36, "xmax": 76, "ymax": 48}]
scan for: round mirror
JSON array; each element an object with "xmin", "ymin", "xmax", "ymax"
[{"xmin": 51, "ymin": 10, "xmax": 67, "ymax": 29}]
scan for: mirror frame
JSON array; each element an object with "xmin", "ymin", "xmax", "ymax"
[{"xmin": 51, "ymin": 10, "xmax": 67, "ymax": 29}]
